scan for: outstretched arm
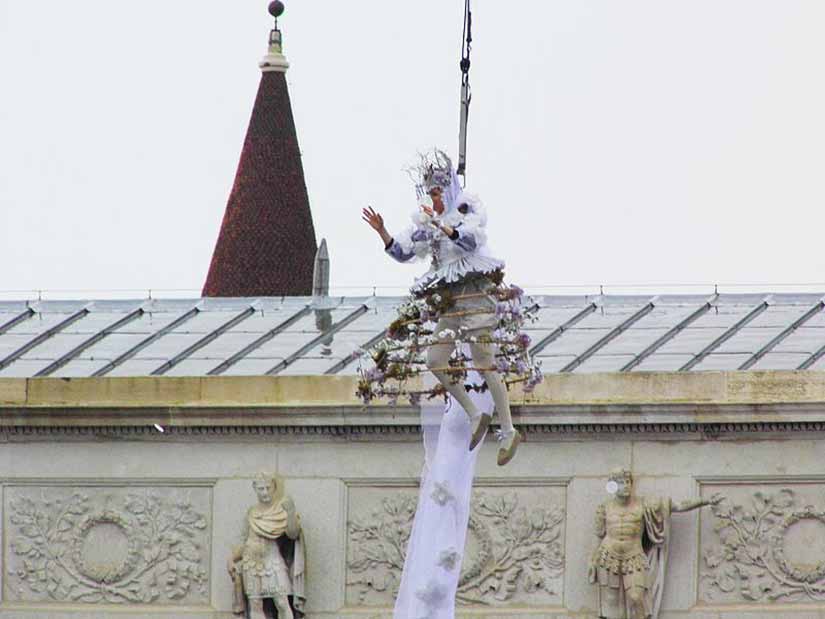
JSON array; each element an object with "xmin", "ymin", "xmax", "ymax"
[
  {"xmin": 361, "ymin": 206, "xmax": 416, "ymax": 262},
  {"xmin": 672, "ymin": 492, "xmax": 724, "ymax": 513},
  {"xmin": 362, "ymin": 207, "xmax": 393, "ymax": 246}
]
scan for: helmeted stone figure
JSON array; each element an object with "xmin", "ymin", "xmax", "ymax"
[
  {"xmin": 588, "ymin": 468, "xmax": 722, "ymax": 619},
  {"xmin": 228, "ymin": 473, "xmax": 306, "ymax": 619}
]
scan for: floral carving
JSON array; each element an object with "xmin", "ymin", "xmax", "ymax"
[
  {"xmin": 458, "ymin": 493, "xmax": 564, "ymax": 604},
  {"xmin": 6, "ymin": 487, "xmax": 210, "ymax": 605},
  {"xmin": 702, "ymin": 488, "xmax": 825, "ymax": 603},
  {"xmin": 346, "ymin": 489, "xmax": 564, "ymax": 606},
  {"xmin": 347, "ymin": 495, "xmax": 417, "ymax": 602},
  {"xmin": 71, "ymin": 510, "xmax": 140, "ymax": 584}
]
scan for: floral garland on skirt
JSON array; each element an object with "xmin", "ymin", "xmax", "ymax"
[{"xmin": 357, "ymin": 270, "xmax": 543, "ymax": 406}]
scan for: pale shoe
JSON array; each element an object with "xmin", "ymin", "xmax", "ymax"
[
  {"xmin": 468, "ymin": 413, "xmax": 491, "ymax": 451},
  {"xmin": 496, "ymin": 429, "xmax": 522, "ymax": 466}
]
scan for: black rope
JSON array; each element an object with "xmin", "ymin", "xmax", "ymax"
[
  {"xmin": 457, "ymin": 0, "xmax": 472, "ymax": 181},
  {"xmin": 461, "ymin": 0, "xmax": 472, "ymax": 75}
]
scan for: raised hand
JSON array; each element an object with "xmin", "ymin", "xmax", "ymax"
[
  {"xmin": 361, "ymin": 206, "xmax": 385, "ymax": 233},
  {"xmin": 420, "ymin": 205, "xmax": 435, "ymax": 219}
]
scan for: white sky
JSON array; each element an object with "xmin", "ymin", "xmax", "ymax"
[{"xmin": 1, "ymin": 1, "xmax": 825, "ymax": 299}]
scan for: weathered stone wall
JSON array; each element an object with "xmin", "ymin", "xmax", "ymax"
[{"xmin": 0, "ymin": 372, "xmax": 824, "ymax": 618}]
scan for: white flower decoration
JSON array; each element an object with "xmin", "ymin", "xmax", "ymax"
[
  {"xmin": 415, "ymin": 579, "xmax": 447, "ymax": 607},
  {"xmin": 437, "ymin": 548, "xmax": 461, "ymax": 571},
  {"xmin": 430, "ymin": 481, "xmax": 455, "ymax": 506}
]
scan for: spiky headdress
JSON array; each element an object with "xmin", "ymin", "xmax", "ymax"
[{"xmin": 408, "ymin": 149, "xmax": 460, "ymax": 204}]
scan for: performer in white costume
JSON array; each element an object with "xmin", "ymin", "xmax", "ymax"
[{"xmin": 362, "ymin": 150, "xmax": 522, "ymax": 465}]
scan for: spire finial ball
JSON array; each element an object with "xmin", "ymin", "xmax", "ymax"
[{"xmin": 268, "ymin": 1, "xmax": 285, "ymax": 18}]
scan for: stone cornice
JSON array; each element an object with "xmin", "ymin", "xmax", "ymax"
[
  {"xmin": 1, "ymin": 371, "xmax": 824, "ymax": 435},
  {"xmin": 3, "ymin": 370, "xmax": 825, "ymax": 408},
  {"xmin": 2, "ymin": 420, "xmax": 825, "ymax": 441}
]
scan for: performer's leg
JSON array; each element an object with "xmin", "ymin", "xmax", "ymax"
[
  {"xmin": 469, "ymin": 339, "xmax": 520, "ymax": 463},
  {"xmin": 273, "ymin": 594, "xmax": 294, "ymax": 619},
  {"xmin": 469, "ymin": 341, "xmax": 513, "ymax": 433},
  {"xmin": 426, "ymin": 339, "xmax": 479, "ymax": 418}
]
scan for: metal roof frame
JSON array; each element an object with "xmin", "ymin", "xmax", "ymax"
[
  {"xmin": 0, "ymin": 307, "xmax": 35, "ymax": 335},
  {"xmin": 35, "ymin": 303, "xmax": 147, "ymax": 377},
  {"xmin": 797, "ymin": 309, "xmax": 825, "ymax": 370},
  {"xmin": 560, "ymin": 298, "xmax": 657, "ymax": 373},
  {"xmin": 151, "ymin": 304, "xmax": 259, "ymax": 376},
  {"xmin": 739, "ymin": 299, "xmax": 825, "ymax": 371},
  {"xmin": 266, "ymin": 305, "xmax": 370, "ymax": 375},
  {"xmin": 528, "ymin": 303, "xmax": 598, "ymax": 357},
  {"xmin": 324, "ymin": 329, "xmax": 387, "ymax": 375},
  {"xmin": 0, "ymin": 304, "xmax": 92, "ymax": 373},
  {"xmin": 207, "ymin": 305, "xmax": 312, "ymax": 375},
  {"xmin": 92, "ymin": 304, "xmax": 202, "ymax": 377},
  {"xmin": 4, "ymin": 293, "xmax": 825, "ymax": 378},
  {"xmin": 621, "ymin": 295, "xmax": 717, "ymax": 372},
  {"xmin": 799, "ymin": 344, "xmax": 825, "ymax": 370},
  {"xmin": 679, "ymin": 296, "xmax": 771, "ymax": 372}
]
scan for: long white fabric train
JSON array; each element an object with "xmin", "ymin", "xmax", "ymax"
[{"xmin": 393, "ymin": 373, "xmax": 491, "ymax": 619}]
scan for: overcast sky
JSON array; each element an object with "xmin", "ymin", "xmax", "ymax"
[{"xmin": 1, "ymin": 1, "xmax": 825, "ymax": 299}]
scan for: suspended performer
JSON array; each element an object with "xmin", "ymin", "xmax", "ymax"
[{"xmin": 361, "ymin": 150, "xmax": 542, "ymax": 465}]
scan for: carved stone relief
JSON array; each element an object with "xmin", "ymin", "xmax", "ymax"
[
  {"xmin": 699, "ymin": 480, "xmax": 825, "ymax": 604},
  {"xmin": 3, "ymin": 484, "xmax": 212, "ymax": 605},
  {"xmin": 346, "ymin": 482, "xmax": 566, "ymax": 608}
]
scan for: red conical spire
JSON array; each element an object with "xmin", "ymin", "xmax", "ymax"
[{"xmin": 203, "ymin": 2, "xmax": 317, "ymax": 297}]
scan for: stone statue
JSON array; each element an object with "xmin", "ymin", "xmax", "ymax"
[
  {"xmin": 228, "ymin": 473, "xmax": 306, "ymax": 619},
  {"xmin": 587, "ymin": 468, "xmax": 723, "ymax": 619}
]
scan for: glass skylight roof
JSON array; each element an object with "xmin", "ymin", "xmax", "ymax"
[{"xmin": 0, "ymin": 293, "xmax": 823, "ymax": 378}]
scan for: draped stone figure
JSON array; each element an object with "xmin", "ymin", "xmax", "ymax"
[
  {"xmin": 588, "ymin": 468, "xmax": 722, "ymax": 619},
  {"xmin": 228, "ymin": 473, "xmax": 306, "ymax": 619}
]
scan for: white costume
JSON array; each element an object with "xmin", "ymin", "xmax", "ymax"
[
  {"xmin": 362, "ymin": 151, "xmax": 541, "ymax": 619},
  {"xmin": 383, "ymin": 152, "xmax": 517, "ymax": 456},
  {"xmin": 385, "ymin": 190, "xmax": 504, "ymax": 296}
]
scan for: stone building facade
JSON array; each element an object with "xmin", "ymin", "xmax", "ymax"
[{"xmin": 2, "ymin": 370, "xmax": 825, "ymax": 618}]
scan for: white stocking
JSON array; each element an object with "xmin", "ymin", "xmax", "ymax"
[
  {"xmin": 426, "ymin": 341, "xmax": 480, "ymax": 418},
  {"xmin": 469, "ymin": 341, "xmax": 514, "ymax": 433}
]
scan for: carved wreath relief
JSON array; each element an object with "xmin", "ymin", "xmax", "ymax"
[
  {"xmin": 346, "ymin": 485, "xmax": 565, "ymax": 607},
  {"xmin": 701, "ymin": 484, "xmax": 825, "ymax": 604},
  {"xmin": 4, "ymin": 485, "xmax": 211, "ymax": 605}
]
